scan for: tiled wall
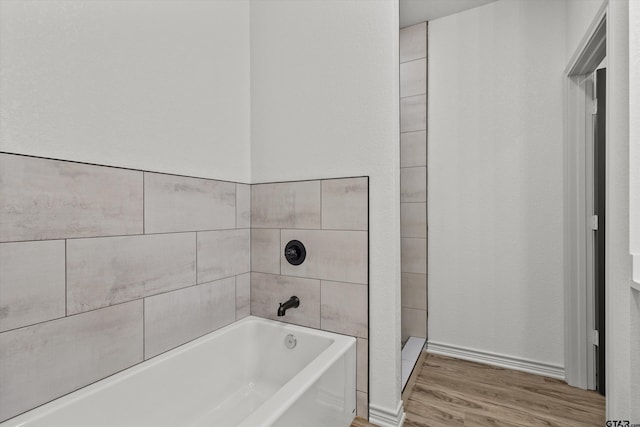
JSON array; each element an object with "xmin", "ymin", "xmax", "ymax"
[
  {"xmin": 249, "ymin": 178, "xmax": 369, "ymax": 418},
  {"xmin": 0, "ymin": 153, "xmax": 251, "ymax": 422},
  {"xmin": 400, "ymin": 22, "xmax": 428, "ymax": 343},
  {"xmin": 0, "ymin": 153, "xmax": 369, "ymax": 422}
]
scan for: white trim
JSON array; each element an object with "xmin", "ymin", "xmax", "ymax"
[
  {"xmin": 630, "ymin": 0, "xmax": 640, "ymax": 290},
  {"xmin": 426, "ymin": 341, "xmax": 565, "ymax": 380},
  {"xmin": 369, "ymin": 401, "xmax": 406, "ymax": 427},
  {"xmin": 585, "ymin": 72, "xmax": 597, "ymax": 391},
  {"xmin": 564, "ymin": 73, "xmax": 594, "ymax": 389},
  {"xmin": 565, "ymin": 1, "xmax": 608, "ymax": 75},
  {"xmin": 563, "ymin": 6, "xmax": 607, "ymax": 390}
]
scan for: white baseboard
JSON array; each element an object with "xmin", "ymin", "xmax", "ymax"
[
  {"xmin": 426, "ymin": 341, "xmax": 565, "ymax": 380},
  {"xmin": 369, "ymin": 400, "xmax": 405, "ymax": 427}
]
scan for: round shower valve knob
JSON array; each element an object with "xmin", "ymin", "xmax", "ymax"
[{"xmin": 284, "ymin": 240, "xmax": 306, "ymax": 265}]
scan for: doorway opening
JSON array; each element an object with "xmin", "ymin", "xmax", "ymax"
[{"xmin": 564, "ymin": 4, "xmax": 607, "ymax": 393}]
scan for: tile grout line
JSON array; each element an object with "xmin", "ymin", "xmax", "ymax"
[
  {"xmin": 399, "ymin": 93, "xmax": 427, "ymax": 102},
  {"xmin": 0, "ymin": 228, "xmax": 250, "ymax": 245},
  {"xmin": 400, "ymin": 57, "xmax": 427, "ymax": 66},
  {"xmin": 0, "ymin": 290, "xmax": 201, "ymax": 334},
  {"xmin": 319, "ymin": 181, "xmax": 322, "ymax": 329},
  {"xmin": 142, "ymin": 298, "xmax": 145, "ymax": 360},
  {"xmin": 0, "ymin": 264, "xmax": 252, "ymax": 333},
  {"xmin": 399, "ymin": 56, "xmax": 427, "ymax": 66},
  {"xmin": 252, "ymin": 271, "xmax": 367, "ymax": 288},
  {"xmin": 1, "ymin": 152, "xmax": 370, "ymax": 196},
  {"xmin": 195, "ymin": 232, "xmax": 199, "ymax": 285},
  {"xmin": 0, "ymin": 151, "xmax": 250, "ymax": 186},
  {"xmin": 400, "ymin": 91, "xmax": 427, "ymax": 100},
  {"xmin": 400, "ymin": 129, "xmax": 428, "ymax": 135},
  {"xmin": 142, "ymin": 172, "xmax": 145, "ymax": 235},
  {"xmin": 64, "ymin": 239, "xmax": 68, "ymax": 316},
  {"xmin": 252, "ymin": 227, "xmax": 368, "ymax": 232},
  {"xmin": 319, "ymin": 276, "xmax": 323, "ymax": 331},
  {"xmin": 320, "ymin": 181, "xmax": 323, "ymax": 230},
  {"xmin": 279, "ymin": 229, "xmax": 282, "ymax": 275}
]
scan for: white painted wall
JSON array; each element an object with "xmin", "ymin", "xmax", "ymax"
[
  {"xmin": 565, "ymin": 0, "xmax": 607, "ymax": 62},
  {"xmin": 250, "ymin": 0, "xmax": 403, "ymax": 423},
  {"xmin": 3, "ymin": 1, "xmax": 403, "ymax": 421},
  {"xmin": 428, "ymin": 0, "xmax": 566, "ymax": 368},
  {"xmin": 0, "ymin": 0, "xmax": 251, "ymax": 182}
]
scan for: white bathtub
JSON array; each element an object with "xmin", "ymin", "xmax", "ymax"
[{"xmin": 1, "ymin": 316, "xmax": 357, "ymax": 427}]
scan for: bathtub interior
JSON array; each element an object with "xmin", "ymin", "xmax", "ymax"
[
  {"xmin": 267, "ymin": 343, "xmax": 357, "ymax": 427},
  {"xmin": 240, "ymin": 320, "xmax": 333, "ymax": 387},
  {"xmin": 1, "ymin": 317, "xmax": 353, "ymax": 427}
]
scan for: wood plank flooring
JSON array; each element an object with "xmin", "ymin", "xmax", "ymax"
[
  {"xmin": 350, "ymin": 353, "xmax": 605, "ymax": 427},
  {"xmin": 403, "ymin": 353, "xmax": 605, "ymax": 427},
  {"xmin": 351, "ymin": 417, "xmax": 376, "ymax": 427}
]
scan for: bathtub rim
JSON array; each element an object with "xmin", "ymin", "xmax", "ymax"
[{"xmin": 1, "ymin": 316, "xmax": 356, "ymax": 427}]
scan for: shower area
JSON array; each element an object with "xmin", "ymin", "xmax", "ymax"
[{"xmin": 399, "ymin": 21, "xmax": 428, "ymax": 389}]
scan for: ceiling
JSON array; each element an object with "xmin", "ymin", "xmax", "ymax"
[{"xmin": 400, "ymin": 0, "xmax": 498, "ymax": 27}]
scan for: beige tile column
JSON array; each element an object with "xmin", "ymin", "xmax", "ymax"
[{"xmin": 400, "ymin": 22, "xmax": 427, "ymax": 343}]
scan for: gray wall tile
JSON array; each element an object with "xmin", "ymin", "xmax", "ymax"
[
  {"xmin": 197, "ymin": 229, "xmax": 250, "ymax": 283},
  {"xmin": 252, "ymin": 181, "xmax": 321, "ymax": 229},
  {"xmin": 400, "ymin": 21, "xmax": 428, "ymax": 357},
  {"xmin": 0, "ymin": 241, "xmax": 65, "ymax": 332},
  {"xmin": 251, "ymin": 228, "xmax": 281, "ymax": 274},
  {"xmin": 281, "ymin": 230, "xmax": 368, "ymax": 285},
  {"xmin": 400, "ymin": 131, "xmax": 427, "ymax": 168},
  {"xmin": 0, "ymin": 301, "xmax": 143, "ymax": 422},
  {"xmin": 400, "ymin": 58, "xmax": 427, "ymax": 98},
  {"xmin": 402, "ymin": 273, "xmax": 427, "ymax": 311},
  {"xmin": 320, "ymin": 281, "xmax": 367, "ymax": 339},
  {"xmin": 401, "ymin": 202, "xmax": 427, "ymax": 238},
  {"xmin": 357, "ymin": 338, "xmax": 368, "ymax": 392},
  {"xmin": 250, "ymin": 273, "xmax": 320, "ymax": 328},
  {"xmin": 67, "ymin": 233, "xmax": 196, "ymax": 314},
  {"xmin": 402, "ymin": 307, "xmax": 427, "ymax": 342},
  {"xmin": 401, "ymin": 166, "xmax": 427, "ymax": 203},
  {"xmin": 0, "ymin": 154, "xmax": 142, "ymax": 242},
  {"xmin": 236, "ymin": 184, "xmax": 251, "ymax": 229},
  {"xmin": 401, "ymin": 238, "xmax": 427, "ymax": 274},
  {"xmin": 236, "ymin": 273, "xmax": 250, "ymax": 320},
  {"xmin": 144, "ymin": 277, "xmax": 236, "ymax": 359},
  {"xmin": 400, "ymin": 22, "xmax": 427, "ymax": 63},
  {"xmin": 144, "ymin": 172, "xmax": 235, "ymax": 234},
  {"xmin": 400, "ymin": 95, "xmax": 427, "ymax": 133},
  {"xmin": 321, "ymin": 178, "xmax": 368, "ymax": 231}
]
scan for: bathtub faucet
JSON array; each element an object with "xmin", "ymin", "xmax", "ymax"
[{"xmin": 277, "ymin": 296, "xmax": 300, "ymax": 316}]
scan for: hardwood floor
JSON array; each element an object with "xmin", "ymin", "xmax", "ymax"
[
  {"xmin": 351, "ymin": 416, "xmax": 377, "ymax": 427},
  {"xmin": 402, "ymin": 353, "xmax": 605, "ymax": 427},
  {"xmin": 350, "ymin": 353, "xmax": 605, "ymax": 427}
]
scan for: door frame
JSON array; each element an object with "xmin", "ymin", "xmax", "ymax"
[{"xmin": 563, "ymin": 1, "xmax": 607, "ymax": 389}]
